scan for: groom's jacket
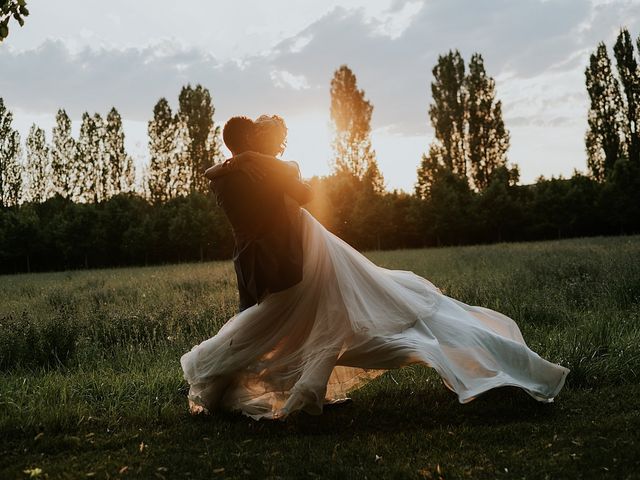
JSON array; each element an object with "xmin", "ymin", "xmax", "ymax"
[{"xmin": 210, "ymin": 166, "xmax": 309, "ymax": 312}]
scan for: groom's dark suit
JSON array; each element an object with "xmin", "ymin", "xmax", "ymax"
[{"xmin": 210, "ymin": 164, "xmax": 309, "ymax": 312}]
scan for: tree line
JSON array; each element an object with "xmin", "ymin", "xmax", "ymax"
[{"xmin": 1, "ymin": 29, "xmax": 639, "ymax": 273}]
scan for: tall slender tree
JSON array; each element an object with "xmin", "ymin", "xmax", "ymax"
[
  {"xmin": 429, "ymin": 50, "xmax": 467, "ymax": 177},
  {"xmin": 0, "ymin": 97, "xmax": 23, "ymax": 207},
  {"xmin": 178, "ymin": 84, "xmax": 221, "ymax": 192},
  {"xmin": 172, "ymin": 113, "xmax": 193, "ymax": 196},
  {"xmin": 585, "ymin": 43, "xmax": 627, "ymax": 181},
  {"xmin": 148, "ymin": 98, "xmax": 192, "ymax": 202},
  {"xmin": 51, "ymin": 109, "xmax": 75, "ymax": 198},
  {"xmin": 25, "ymin": 124, "xmax": 50, "ymax": 203},
  {"xmin": 330, "ymin": 65, "xmax": 383, "ymax": 191},
  {"xmin": 75, "ymin": 113, "xmax": 98, "ymax": 202},
  {"xmin": 417, "ymin": 51, "xmax": 510, "ymax": 195},
  {"xmin": 613, "ymin": 28, "xmax": 640, "ymax": 165},
  {"xmin": 105, "ymin": 107, "xmax": 134, "ymax": 195},
  {"xmin": 148, "ymin": 98, "xmax": 173, "ymax": 202},
  {"xmin": 466, "ymin": 53, "xmax": 510, "ymax": 190}
]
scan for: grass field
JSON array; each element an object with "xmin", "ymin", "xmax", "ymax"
[{"xmin": 1, "ymin": 236, "xmax": 640, "ymax": 479}]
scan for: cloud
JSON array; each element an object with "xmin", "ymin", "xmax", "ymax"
[{"xmin": 1, "ymin": 0, "xmax": 639, "ymax": 137}]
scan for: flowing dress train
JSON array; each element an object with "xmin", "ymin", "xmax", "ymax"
[{"xmin": 181, "ymin": 209, "xmax": 569, "ymax": 419}]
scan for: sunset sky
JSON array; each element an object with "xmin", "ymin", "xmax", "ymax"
[{"xmin": 2, "ymin": 0, "xmax": 640, "ymax": 191}]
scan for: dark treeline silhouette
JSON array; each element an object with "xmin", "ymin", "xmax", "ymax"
[{"xmin": 1, "ymin": 31, "xmax": 639, "ymax": 274}]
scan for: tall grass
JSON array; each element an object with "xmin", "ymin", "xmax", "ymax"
[{"xmin": 1, "ymin": 235, "xmax": 639, "ymax": 433}]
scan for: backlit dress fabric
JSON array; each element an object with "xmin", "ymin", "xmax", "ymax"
[{"xmin": 181, "ymin": 209, "xmax": 569, "ymax": 419}]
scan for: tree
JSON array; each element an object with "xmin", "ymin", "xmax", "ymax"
[
  {"xmin": 0, "ymin": 0, "xmax": 29, "ymax": 42},
  {"xmin": 148, "ymin": 98, "xmax": 191, "ymax": 202},
  {"xmin": 148, "ymin": 99, "xmax": 174, "ymax": 203},
  {"xmin": 419, "ymin": 51, "xmax": 510, "ymax": 194},
  {"xmin": 178, "ymin": 84, "xmax": 222, "ymax": 192},
  {"xmin": 74, "ymin": 113, "xmax": 101, "ymax": 202},
  {"xmin": 51, "ymin": 109, "xmax": 75, "ymax": 199},
  {"xmin": 25, "ymin": 124, "xmax": 50, "ymax": 203},
  {"xmin": 613, "ymin": 28, "xmax": 640, "ymax": 166},
  {"xmin": 585, "ymin": 43, "xmax": 627, "ymax": 181},
  {"xmin": 0, "ymin": 97, "xmax": 23, "ymax": 207},
  {"xmin": 105, "ymin": 107, "xmax": 135, "ymax": 195},
  {"xmin": 172, "ymin": 115, "xmax": 193, "ymax": 196},
  {"xmin": 466, "ymin": 53, "xmax": 510, "ymax": 190},
  {"xmin": 429, "ymin": 50, "xmax": 467, "ymax": 177},
  {"xmin": 415, "ymin": 144, "xmax": 444, "ymax": 199},
  {"xmin": 330, "ymin": 65, "xmax": 384, "ymax": 191}
]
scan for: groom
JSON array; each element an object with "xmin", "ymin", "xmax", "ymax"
[{"xmin": 205, "ymin": 116, "xmax": 312, "ymax": 312}]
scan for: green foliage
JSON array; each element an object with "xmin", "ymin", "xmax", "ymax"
[
  {"xmin": 585, "ymin": 42, "xmax": 627, "ymax": 181},
  {"xmin": 613, "ymin": 28, "xmax": 640, "ymax": 165},
  {"xmin": 178, "ymin": 84, "xmax": 223, "ymax": 193},
  {"xmin": 466, "ymin": 54, "xmax": 510, "ymax": 191},
  {"xmin": 429, "ymin": 50, "xmax": 467, "ymax": 177},
  {"xmin": 419, "ymin": 51, "xmax": 511, "ymax": 195},
  {"xmin": 0, "ymin": 192, "xmax": 235, "ymax": 273},
  {"xmin": 147, "ymin": 98, "xmax": 193, "ymax": 201},
  {"xmin": 0, "ymin": 311, "xmax": 77, "ymax": 370},
  {"xmin": 50, "ymin": 109, "xmax": 75, "ymax": 198},
  {"xmin": 0, "ymin": 0, "xmax": 28, "ymax": 42},
  {"xmin": 25, "ymin": 124, "xmax": 50, "ymax": 203},
  {"xmin": 0, "ymin": 97, "xmax": 22, "ymax": 207},
  {"xmin": 105, "ymin": 108, "xmax": 135, "ymax": 196}
]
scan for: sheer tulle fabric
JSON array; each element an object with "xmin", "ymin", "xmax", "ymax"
[{"xmin": 181, "ymin": 209, "xmax": 569, "ymax": 419}]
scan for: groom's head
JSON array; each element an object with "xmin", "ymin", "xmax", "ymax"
[{"xmin": 223, "ymin": 116, "xmax": 254, "ymax": 156}]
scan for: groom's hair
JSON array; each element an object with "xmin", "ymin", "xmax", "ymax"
[{"xmin": 223, "ymin": 116, "xmax": 254, "ymax": 154}]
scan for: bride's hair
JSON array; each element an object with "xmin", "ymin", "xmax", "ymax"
[
  {"xmin": 222, "ymin": 114, "xmax": 287, "ymax": 156},
  {"xmin": 252, "ymin": 115, "xmax": 287, "ymax": 156}
]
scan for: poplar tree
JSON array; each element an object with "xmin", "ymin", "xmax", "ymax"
[
  {"xmin": 613, "ymin": 28, "xmax": 640, "ymax": 165},
  {"xmin": 429, "ymin": 50, "xmax": 467, "ymax": 177},
  {"xmin": 51, "ymin": 109, "xmax": 75, "ymax": 198},
  {"xmin": 417, "ymin": 51, "xmax": 510, "ymax": 195},
  {"xmin": 148, "ymin": 99, "xmax": 191, "ymax": 201},
  {"xmin": 178, "ymin": 84, "xmax": 221, "ymax": 192},
  {"xmin": 0, "ymin": 98, "xmax": 23, "ymax": 207},
  {"xmin": 330, "ymin": 65, "xmax": 383, "ymax": 191},
  {"xmin": 105, "ymin": 107, "xmax": 134, "ymax": 195},
  {"xmin": 75, "ymin": 113, "xmax": 98, "ymax": 202},
  {"xmin": 25, "ymin": 124, "xmax": 50, "ymax": 203},
  {"xmin": 466, "ymin": 53, "xmax": 510, "ymax": 190},
  {"xmin": 148, "ymin": 98, "xmax": 174, "ymax": 202},
  {"xmin": 585, "ymin": 43, "xmax": 626, "ymax": 181},
  {"xmin": 172, "ymin": 113, "xmax": 193, "ymax": 197}
]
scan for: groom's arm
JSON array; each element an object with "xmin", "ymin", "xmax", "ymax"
[
  {"xmin": 242, "ymin": 153, "xmax": 313, "ymax": 205},
  {"xmin": 204, "ymin": 152, "xmax": 298, "ymax": 182},
  {"xmin": 203, "ymin": 152, "xmax": 312, "ymax": 204}
]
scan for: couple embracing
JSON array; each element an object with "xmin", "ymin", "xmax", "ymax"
[{"xmin": 180, "ymin": 114, "xmax": 569, "ymax": 420}]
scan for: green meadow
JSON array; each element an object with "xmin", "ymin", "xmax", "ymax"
[{"xmin": 1, "ymin": 236, "xmax": 639, "ymax": 479}]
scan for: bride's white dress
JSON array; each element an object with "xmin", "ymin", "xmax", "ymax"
[{"xmin": 181, "ymin": 209, "xmax": 569, "ymax": 420}]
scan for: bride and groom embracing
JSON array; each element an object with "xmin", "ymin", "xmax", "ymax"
[{"xmin": 180, "ymin": 114, "xmax": 569, "ymax": 420}]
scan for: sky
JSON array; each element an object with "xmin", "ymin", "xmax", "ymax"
[{"xmin": 1, "ymin": 0, "xmax": 640, "ymax": 191}]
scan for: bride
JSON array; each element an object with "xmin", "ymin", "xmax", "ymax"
[{"xmin": 180, "ymin": 115, "xmax": 569, "ymax": 420}]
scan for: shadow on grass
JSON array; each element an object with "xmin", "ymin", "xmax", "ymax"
[{"xmin": 183, "ymin": 384, "xmax": 562, "ymax": 439}]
